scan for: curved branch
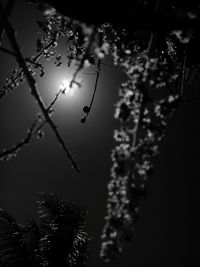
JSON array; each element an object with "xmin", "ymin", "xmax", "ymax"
[{"xmin": 81, "ymin": 59, "xmax": 101, "ymax": 123}]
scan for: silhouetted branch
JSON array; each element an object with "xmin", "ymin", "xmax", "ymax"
[
  {"xmin": 0, "ymin": 89, "xmax": 63, "ymax": 161},
  {"xmin": 0, "ymin": 0, "xmax": 15, "ymax": 45},
  {"xmin": 47, "ymin": 88, "xmax": 62, "ymax": 112},
  {"xmin": 0, "ymin": 38, "xmax": 54, "ymax": 61},
  {"xmin": 90, "ymin": 59, "xmax": 101, "ymax": 108},
  {"xmin": 0, "ymin": 119, "xmax": 40, "ymax": 161},
  {"xmin": 0, "ymin": 45, "xmax": 15, "ymax": 56},
  {"xmin": 0, "ymin": 47, "xmax": 44, "ymax": 73},
  {"xmin": 0, "ymin": 38, "xmax": 57, "ymax": 101},
  {"xmin": 180, "ymin": 54, "xmax": 186, "ymax": 96},
  {"xmin": 0, "ymin": 0, "xmax": 80, "ymax": 172}
]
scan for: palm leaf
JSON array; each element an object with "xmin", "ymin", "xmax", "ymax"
[
  {"xmin": 0, "ymin": 209, "xmax": 32, "ymax": 267},
  {"xmin": 36, "ymin": 192, "xmax": 90, "ymax": 267}
]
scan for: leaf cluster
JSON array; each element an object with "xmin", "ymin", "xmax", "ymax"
[{"xmin": 0, "ymin": 193, "xmax": 90, "ymax": 267}]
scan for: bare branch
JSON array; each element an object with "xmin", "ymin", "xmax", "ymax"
[
  {"xmin": 180, "ymin": 54, "xmax": 186, "ymax": 97},
  {"xmin": 0, "ymin": 45, "xmax": 15, "ymax": 56},
  {"xmin": 0, "ymin": 87, "xmax": 64, "ymax": 161},
  {"xmin": 0, "ymin": 47, "xmax": 45, "ymax": 75},
  {"xmin": 0, "ymin": 1, "xmax": 80, "ymax": 172},
  {"xmin": 0, "ymin": 119, "xmax": 39, "ymax": 161},
  {"xmin": 47, "ymin": 89, "xmax": 62, "ymax": 113},
  {"xmin": 0, "ymin": 0, "xmax": 15, "ymax": 45}
]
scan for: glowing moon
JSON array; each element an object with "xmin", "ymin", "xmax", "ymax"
[{"xmin": 59, "ymin": 79, "xmax": 75, "ymax": 96}]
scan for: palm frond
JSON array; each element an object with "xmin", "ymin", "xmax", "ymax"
[
  {"xmin": 36, "ymin": 192, "xmax": 90, "ymax": 267},
  {"xmin": 0, "ymin": 209, "xmax": 32, "ymax": 267},
  {"xmin": 20, "ymin": 218, "xmax": 41, "ymax": 266}
]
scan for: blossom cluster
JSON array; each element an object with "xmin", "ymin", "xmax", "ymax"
[{"xmin": 100, "ymin": 46, "xmax": 181, "ymax": 261}]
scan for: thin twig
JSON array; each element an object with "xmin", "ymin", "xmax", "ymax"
[
  {"xmin": 0, "ymin": 39, "xmax": 56, "ymax": 102},
  {"xmin": 180, "ymin": 54, "xmax": 186, "ymax": 97},
  {"xmin": 0, "ymin": 39, "xmax": 54, "ymax": 64},
  {"xmin": 0, "ymin": 1, "xmax": 80, "ymax": 172},
  {"xmin": 25, "ymin": 56, "xmax": 44, "ymax": 69},
  {"xmin": 90, "ymin": 59, "xmax": 101, "ymax": 110},
  {"xmin": 0, "ymin": 88, "xmax": 64, "ymax": 160},
  {"xmin": 0, "ymin": 46, "xmax": 44, "ymax": 71},
  {"xmin": 0, "ymin": 45, "xmax": 15, "ymax": 56},
  {"xmin": 0, "ymin": 119, "xmax": 38, "ymax": 160},
  {"xmin": 81, "ymin": 59, "xmax": 101, "ymax": 122},
  {"xmin": 47, "ymin": 89, "xmax": 62, "ymax": 112},
  {"xmin": 0, "ymin": 119, "xmax": 47, "ymax": 160},
  {"xmin": 33, "ymin": 39, "xmax": 55, "ymax": 62}
]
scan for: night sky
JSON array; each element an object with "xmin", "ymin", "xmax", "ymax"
[{"xmin": 0, "ymin": 1, "xmax": 199, "ymax": 266}]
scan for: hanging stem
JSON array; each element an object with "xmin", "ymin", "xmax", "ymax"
[
  {"xmin": 90, "ymin": 59, "xmax": 101, "ymax": 109},
  {"xmin": 180, "ymin": 53, "xmax": 186, "ymax": 97},
  {"xmin": 81, "ymin": 59, "xmax": 101, "ymax": 122}
]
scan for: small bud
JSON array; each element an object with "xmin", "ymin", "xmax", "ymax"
[
  {"xmin": 81, "ymin": 117, "xmax": 86, "ymax": 123},
  {"xmin": 40, "ymin": 70, "xmax": 45, "ymax": 77},
  {"xmin": 83, "ymin": 106, "xmax": 90, "ymax": 113},
  {"xmin": 37, "ymin": 130, "xmax": 44, "ymax": 139}
]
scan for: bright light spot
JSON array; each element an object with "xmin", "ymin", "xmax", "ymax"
[{"xmin": 59, "ymin": 80, "xmax": 75, "ymax": 96}]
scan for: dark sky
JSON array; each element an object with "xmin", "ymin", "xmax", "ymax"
[{"xmin": 0, "ymin": 1, "xmax": 199, "ymax": 266}]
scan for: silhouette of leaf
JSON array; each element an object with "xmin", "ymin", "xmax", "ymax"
[
  {"xmin": 0, "ymin": 209, "xmax": 31, "ymax": 267},
  {"xmin": 36, "ymin": 192, "xmax": 90, "ymax": 267}
]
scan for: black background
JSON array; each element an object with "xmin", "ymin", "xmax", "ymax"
[{"xmin": 0, "ymin": 1, "xmax": 199, "ymax": 266}]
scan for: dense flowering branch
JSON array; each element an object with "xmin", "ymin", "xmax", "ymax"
[
  {"xmin": 100, "ymin": 27, "xmax": 182, "ymax": 261},
  {"xmin": 0, "ymin": 38, "xmax": 55, "ymax": 100}
]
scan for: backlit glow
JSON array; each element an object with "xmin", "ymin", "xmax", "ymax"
[{"xmin": 59, "ymin": 80, "xmax": 75, "ymax": 96}]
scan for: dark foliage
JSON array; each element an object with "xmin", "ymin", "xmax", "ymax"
[
  {"xmin": 1, "ymin": 0, "xmax": 200, "ymax": 264},
  {"xmin": 0, "ymin": 193, "xmax": 90, "ymax": 267}
]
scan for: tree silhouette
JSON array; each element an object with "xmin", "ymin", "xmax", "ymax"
[{"xmin": 0, "ymin": 0, "xmax": 199, "ymax": 265}]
